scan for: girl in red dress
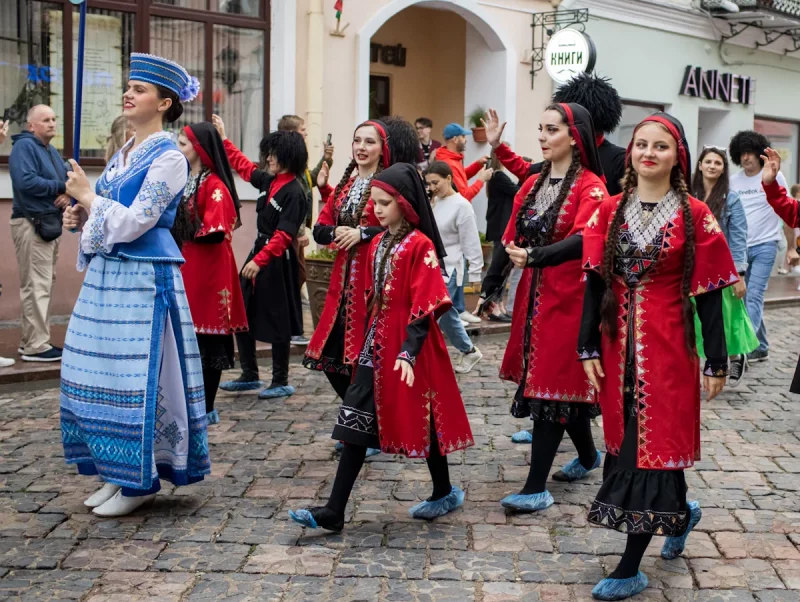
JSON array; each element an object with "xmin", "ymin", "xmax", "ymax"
[
  {"xmin": 303, "ymin": 121, "xmax": 389, "ymax": 400},
  {"xmin": 174, "ymin": 122, "xmax": 247, "ymax": 424},
  {"xmin": 580, "ymin": 113, "xmax": 736, "ymax": 600},
  {"xmin": 290, "ymin": 163, "xmax": 474, "ymax": 532},
  {"xmin": 481, "ymin": 103, "xmax": 608, "ymax": 513}
]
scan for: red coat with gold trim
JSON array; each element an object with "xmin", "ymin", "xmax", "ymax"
[
  {"xmin": 499, "ymin": 169, "xmax": 607, "ymax": 403},
  {"xmin": 367, "ymin": 230, "xmax": 474, "ymax": 458},
  {"xmin": 181, "ymin": 173, "xmax": 248, "ymax": 335},
  {"xmin": 583, "ymin": 194, "xmax": 738, "ymax": 470},
  {"xmin": 306, "ymin": 180, "xmax": 381, "ymax": 366}
]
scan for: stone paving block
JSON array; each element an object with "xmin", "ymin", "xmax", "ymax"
[
  {"xmin": 243, "ymin": 544, "xmax": 337, "ymax": 576},
  {"xmin": 217, "ymin": 516, "xmax": 303, "ymax": 545},
  {"xmin": 663, "ymin": 590, "xmax": 757, "ymax": 601},
  {"xmin": 188, "ymin": 573, "xmax": 289, "ymax": 602},
  {"xmin": 61, "ymin": 539, "xmax": 165, "ymax": 571},
  {"xmin": 0, "ymin": 569, "xmax": 101, "ymax": 601},
  {"xmin": 700, "ymin": 472, "xmax": 768, "ymax": 490},
  {"xmin": 510, "ymin": 503, "xmax": 590, "ymax": 528},
  {"xmin": 0, "ymin": 511, "xmax": 65, "ymax": 538},
  {"xmin": 554, "ymin": 526, "xmax": 626, "ymax": 555},
  {"xmin": 335, "ymin": 548, "xmax": 425, "ymax": 579},
  {"xmin": 284, "ymin": 576, "xmax": 384, "ymax": 602},
  {"xmin": 152, "ymin": 541, "xmax": 251, "ymax": 572},
  {"xmin": 428, "ymin": 550, "xmax": 514, "ymax": 581},
  {"xmin": 296, "ymin": 522, "xmax": 384, "ymax": 549},
  {"xmin": 752, "ymin": 494, "xmax": 800, "ymax": 513},
  {"xmin": 517, "ymin": 552, "xmax": 605, "ymax": 584},
  {"xmin": 130, "ymin": 515, "xmax": 222, "ymax": 542},
  {"xmin": 386, "ymin": 523, "xmax": 468, "ymax": 550},
  {"xmin": 0, "ymin": 538, "xmax": 75, "ymax": 569},
  {"xmin": 715, "ymin": 533, "xmax": 800, "ymax": 560},
  {"xmin": 48, "ymin": 514, "xmax": 143, "ymax": 541},
  {"xmin": 735, "ymin": 510, "xmax": 800, "ymax": 534},
  {"xmin": 754, "ymin": 591, "xmax": 800, "ymax": 601},
  {"xmin": 472, "ymin": 524, "xmax": 553, "ymax": 552},
  {"xmin": 481, "ymin": 582, "xmax": 574, "ymax": 602},
  {"xmin": 690, "ymin": 558, "xmax": 785, "ymax": 590},
  {"xmin": 194, "ymin": 496, "xmax": 280, "ymax": 520},
  {"xmin": 83, "ymin": 571, "xmax": 195, "ymax": 602},
  {"xmin": 771, "ymin": 559, "xmax": 800, "ymax": 589}
]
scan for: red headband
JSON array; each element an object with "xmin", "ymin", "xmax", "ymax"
[
  {"xmin": 359, "ymin": 120, "xmax": 391, "ymax": 169},
  {"xmin": 183, "ymin": 126, "xmax": 215, "ymax": 173},
  {"xmin": 627, "ymin": 115, "xmax": 690, "ymax": 182},
  {"xmin": 370, "ymin": 179, "xmax": 419, "ymax": 226},
  {"xmin": 560, "ymin": 103, "xmax": 589, "ymax": 169}
]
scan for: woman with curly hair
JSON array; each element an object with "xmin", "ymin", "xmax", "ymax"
[
  {"xmin": 579, "ymin": 113, "xmax": 737, "ymax": 600},
  {"xmin": 729, "ymin": 129, "xmax": 790, "ymax": 363},
  {"xmin": 303, "ymin": 121, "xmax": 389, "ymax": 400},
  {"xmin": 481, "ymin": 103, "xmax": 608, "ymax": 513}
]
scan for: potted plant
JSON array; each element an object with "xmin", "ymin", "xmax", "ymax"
[
  {"xmin": 479, "ymin": 231, "xmax": 493, "ymax": 272},
  {"xmin": 468, "ymin": 106, "xmax": 488, "ymax": 143},
  {"xmin": 305, "ymin": 247, "xmax": 337, "ymax": 328}
]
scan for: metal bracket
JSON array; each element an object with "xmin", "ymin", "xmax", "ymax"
[{"xmin": 530, "ymin": 8, "xmax": 589, "ymax": 89}]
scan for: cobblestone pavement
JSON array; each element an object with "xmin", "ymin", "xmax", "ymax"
[{"xmin": 3, "ymin": 310, "xmax": 800, "ymax": 601}]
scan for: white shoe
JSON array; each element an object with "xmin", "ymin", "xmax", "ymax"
[
  {"xmin": 460, "ymin": 320, "xmax": 470, "ymax": 328},
  {"xmin": 92, "ymin": 490, "xmax": 156, "ymax": 517},
  {"xmin": 0, "ymin": 357, "xmax": 14, "ymax": 368},
  {"xmin": 459, "ymin": 311, "xmax": 482, "ymax": 324},
  {"xmin": 83, "ymin": 483, "xmax": 121, "ymax": 508},
  {"xmin": 455, "ymin": 347, "xmax": 483, "ymax": 374}
]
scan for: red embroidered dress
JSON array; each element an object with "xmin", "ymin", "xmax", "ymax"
[
  {"xmin": 582, "ymin": 194, "xmax": 738, "ymax": 469},
  {"xmin": 362, "ymin": 230, "xmax": 474, "ymax": 456},
  {"xmin": 304, "ymin": 178, "xmax": 382, "ymax": 373},
  {"xmin": 499, "ymin": 169, "xmax": 607, "ymax": 417},
  {"xmin": 181, "ymin": 173, "xmax": 247, "ymax": 335}
]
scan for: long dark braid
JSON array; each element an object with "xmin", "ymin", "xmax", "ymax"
[
  {"xmin": 332, "ymin": 159, "xmax": 357, "ymax": 224},
  {"xmin": 673, "ymin": 168, "xmax": 697, "ymax": 356},
  {"xmin": 171, "ymin": 170, "xmax": 207, "ymax": 250},
  {"xmin": 599, "ymin": 164, "xmax": 637, "ymax": 340},
  {"xmin": 515, "ymin": 143, "xmax": 582, "ymax": 248},
  {"xmin": 369, "ymin": 219, "xmax": 414, "ymax": 313},
  {"xmin": 356, "ymin": 163, "xmax": 382, "ymax": 226}
]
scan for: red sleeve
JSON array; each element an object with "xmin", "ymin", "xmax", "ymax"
[
  {"xmin": 223, "ymin": 138, "xmax": 257, "ymax": 182},
  {"xmin": 316, "ymin": 183, "xmax": 339, "ymax": 227},
  {"xmin": 318, "ymin": 182, "xmax": 334, "ymax": 205},
  {"xmin": 252, "ymin": 230, "xmax": 293, "ymax": 267},
  {"xmin": 462, "ymin": 178, "xmax": 485, "ymax": 202},
  {"xmin": 690, "ymin": 200, "xmax": 739, "ymax": 297},
  {"xmin": 465, "ymin": 160, "xmax": 483, "ymax": 179},
  {"xmin": 495, "ymin": 143, "xmax": 532, "ymax": 183},
  {"xmin": 764, "ymin": 180, "xmax": 800, "ymax": 228},
  {"xmin": 582, "ymin": 195, "xmax": 618, "ymax": 275},
  {"xmin": 196, "ymin": 175, "xmax": 238, "ymax": 238},
  {"xmin": 501, "ymin": 175, "xmax": 538, "ymax": 245},
  {"xmin": 569, "ymin": 173, "xmax": 609, "ymax": 236},
  {"xmin": 408, "ymin": 234, "xmax": 452, "ymax": 323}
]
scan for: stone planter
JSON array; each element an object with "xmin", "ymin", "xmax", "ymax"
[{"xmin": 305, "ymin": 257, "xmax": 335, "ymax": 329}]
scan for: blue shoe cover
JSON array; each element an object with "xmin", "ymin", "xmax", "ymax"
[
  {"xmin": 219, "ymin": 379, "xmax": 264, "ymax": 392},
  {"xmin": 258, "ymin": 384, "xmax": 295, "ymax": 399},
  {"xmin": 592, "ymin": 572, "xmax": 648, "ymax": 600},
  {"xmin": 288, "ymin": 509, "xmax": 318, "ymax": 529},
  {"xmin": 661, "ymin": 500, "xmax": 702, "ymax": 559},
  {"xmin": 334, "ymin": 441, "xmax": 344, "ymax": 452},
  {"xmin": 409, "ymin": 486, "xmax": 465, "ymax": 519},
  {"xmin": 500, "ymin": 490, "xmax": 554, "ymax": 512},
  {"xmin": 366, "ymin": 448, "xmax": 381, "ymax": 458},
  {"xmin": 511, "ymin": 429, "xmax": 533, "ymax": 443},
  {"xmin": 206, "ymin": 409, "xmax": 219, "ymax": 425},
  {"xmin": 555, "ymin": 450, "xmax": 602, "ymax": 482}
]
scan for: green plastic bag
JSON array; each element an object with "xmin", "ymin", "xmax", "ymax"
[{"xmin": 693, "ymin": 286, "xmax": 758, "ymax": 358}]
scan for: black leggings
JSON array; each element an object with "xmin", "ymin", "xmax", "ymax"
[
  {"xmin": 520, "ymin": 416, "xmax": 597, "ymax": 495},
  {"xmin": 202, "ymin": 368, "xmax": 222, "ymax": 414},
  {"xmin": 270, "ymin": 341, "xmax": 291, "ymax": 387},
  {"xmin": 326, "ymin": 436, "xmax": 451, "ymax": 518},
  {"xmin": 610, "ymin": 533, "xmax": 653, "ymax": 579}
]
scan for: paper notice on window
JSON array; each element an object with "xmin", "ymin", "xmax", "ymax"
[{"xmin": 50, "ymin": 10, "xmax": 123, "ymax": 152}]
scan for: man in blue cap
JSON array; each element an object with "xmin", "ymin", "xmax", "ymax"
[{"xmin": 434, "ymin": 123, "xmax": 492, "ymax": 203}]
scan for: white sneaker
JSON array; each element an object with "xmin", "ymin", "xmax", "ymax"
[
  {"xmin": 455, "ymin": 347, "xmax": 483, "ymax": 374},
  {"xmin": 92, "ymin": 490, "xmax": 156, "ymax": 517},
  {"xmin": 459, "ymin": 311, "xmax": 482, "ymax": 324},
  {"xmin": 460, "ymin": 320, "xmax": 470, "ymax": 328},
  {"xmin": 0, "ymin": 357, "xmax": 14, "ymax": 368},
  {"xmin": 83, "ymin": 483, "xmax": 121, "ymax": 508}
]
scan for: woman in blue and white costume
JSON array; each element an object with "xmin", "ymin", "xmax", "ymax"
[{"xmin": 60, "ymin": 53, "xmax": 211, "ymax": 518}]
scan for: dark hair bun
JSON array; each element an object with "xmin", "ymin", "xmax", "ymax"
[{"xmin": 164, "ymin": 99, "xmax": 184, "ymax": 123}]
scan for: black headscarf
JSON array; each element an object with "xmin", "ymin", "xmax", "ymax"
[
  {"xmin": 371, "ymin": 163, "xmax": 446, "ymax": 262},
  {"xmin": 184, "ymin": 122, "xmax": 241, "ymax": 218},
  {"xmin": 558, "ymin": 102, "xmax": 604, "ymax": 179},
  {"xmin": 626, "ymin": 112, "xmax": 692, "ymax": 183}
]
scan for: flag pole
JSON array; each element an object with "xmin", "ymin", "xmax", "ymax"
[{"xmin": 70, "ymin": 0, "xmax": 88, "ymax": 166}]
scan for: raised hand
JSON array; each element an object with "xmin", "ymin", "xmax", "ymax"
[
  {"xmin": 481, "ymin": 108, "xmax": 506, "ymax": 149},
  {"xmin": 317, "ymin": 161, "xmax": 330, "ymax": 188},
  {"xmin": 761, "ymin": 147, "xmax": 781, "ymax": 186},
  {"xmin": 211, "ymin": 114, "xmax": 227, "ymax": 141}
]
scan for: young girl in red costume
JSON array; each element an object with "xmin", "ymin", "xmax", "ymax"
[
  {"xmin": 303, "ymin": 121, "xmax": 390, "ymax": 400},
  {"xmin": 480, "ymin": 103, "xmax": 608, "ymax": 513},
  {"xmin": 173, "ymin": 122, "xmax": 247, "ymax": 424},
  {"xmin": 579, "ymin": 113, "xmax": 736, "ymax": 600},
  {"xmin": 289, "ymin": 163, "xmax": 474, "ymax": 532}
]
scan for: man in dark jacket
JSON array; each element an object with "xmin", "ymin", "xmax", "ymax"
[
  {"xmin": 483, "ymin": 73, "xmax": 627, "ymax": 196},
  {"xmin": 9, "ymin": 105, "xmax": 69, "ymax": 362}
]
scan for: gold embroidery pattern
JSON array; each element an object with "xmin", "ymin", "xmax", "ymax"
[
  {"xmin": 212, "ymin": 188, "xmax": 223, "ymax": 203},
  {"xmin": 590, "ymin": 186, "xmax": 605, "ymax": 201},
  {"xmin": 424, "ymin": 249, "xmax": 438, "ymax": 269},
  {"xmin": 587, "ymin": 208, "xmax": 601, "ymax": 229},
  {"xmin": 703, "ymin": 213, "xmax": 722, "ymax": 235}
]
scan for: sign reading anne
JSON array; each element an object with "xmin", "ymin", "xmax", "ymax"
[
  {"xmin": 680, "ymin": 66, "xmax": 754, "ymax": 105},
  {"xmin": 545, "ymin": 29, "xmax": 596, "ymax": 85}
]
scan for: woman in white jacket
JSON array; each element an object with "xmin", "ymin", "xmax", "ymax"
[{"xmin": 425, "ymin": 161, "xmax": 484, "ymax": 373}]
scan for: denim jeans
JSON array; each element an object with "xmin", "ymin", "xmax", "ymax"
[
  {"xmin": 745, "ymin": 241, "xmax": 778, "ymax": 353},
  {"xmin": 438, "ymin": 270, "xmax": 473, "ymax": 353},
  {"xmin": 451, "ymin": 259, "xmax": 467, "ymax": 314}
]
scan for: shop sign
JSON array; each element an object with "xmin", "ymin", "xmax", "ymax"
[
  {"xmin": 680, "ymin": 66, "xmax": 754, "ymax": 105},
  {"xmin": 370, "ymin": 43, "xmax": 407, "ymax": 68},
  {"xmin": 545, "ymin": 29, "xmax": 596, "ymax": 85}
]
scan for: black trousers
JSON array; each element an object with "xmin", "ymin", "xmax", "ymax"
[{"xmin": 235, "ymin": 331, "xmax": 291, "ymax": 386}]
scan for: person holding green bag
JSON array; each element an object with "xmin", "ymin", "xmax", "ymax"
[{"xmin": 691, "ymin": 146, "xmax": 758, "ymax": 386}]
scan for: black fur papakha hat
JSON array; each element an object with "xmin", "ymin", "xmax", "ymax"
[
  {"xmin": 552, "ymin": 73, "xmax": 623, "ymax": 135},
  {"xmin": 729, "ymin": 130, "xmax": 771, "ymax": 167}
]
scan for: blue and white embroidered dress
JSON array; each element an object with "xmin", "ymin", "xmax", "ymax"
[{"xmin": 60, "ymin": 131, "xmax": 211, "ymax": 495}]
